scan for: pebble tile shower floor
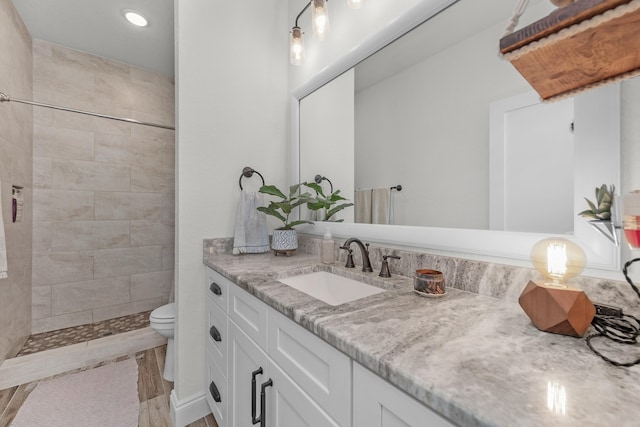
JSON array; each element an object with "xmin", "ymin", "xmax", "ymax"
[{"xmin": 17, "ymin": 311, "xmax": 152, "ymax": 356}]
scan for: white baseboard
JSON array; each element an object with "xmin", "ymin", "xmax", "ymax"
[{"xmin": 170, "ymin": 389, "xmax": 211, "ymax": 427}]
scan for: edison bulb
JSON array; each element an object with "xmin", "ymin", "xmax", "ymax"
[
  {"xmin": 531, "ymin": 238, "xmax": 586, "ymax": 286},
  {"xmin": 312, "ymin": 0, "xmax": 330, "ymax": 40},
  {"xmin": 290, "ymin": 27, "xmax": 305, "ymax": 66}
]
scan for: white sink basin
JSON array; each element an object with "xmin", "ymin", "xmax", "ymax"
[{"xmin": 278, "ymin": 271, "xmax": 384, "ymax": 306}]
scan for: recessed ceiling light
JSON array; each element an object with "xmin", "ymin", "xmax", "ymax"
[{"xmin": 124, "ymin": 10, "xmax": 148, "ymax": 27}]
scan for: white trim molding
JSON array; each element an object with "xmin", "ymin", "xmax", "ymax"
[{"xmin": 170, "ymin": 390, "xmax": 211, "ymax": 427}]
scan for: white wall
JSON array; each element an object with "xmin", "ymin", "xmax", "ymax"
[
  {"xmin": 175, "ymin": 0, "xmax": 288, "ymax": 405},
  {"xmin": 299, "ymin": 69, "xmax": 355, "ymax": 222}
]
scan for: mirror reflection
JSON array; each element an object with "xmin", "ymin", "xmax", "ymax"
[{"xmin": 299, "ymin": 0, "xmax": 622, "ymax": 235}]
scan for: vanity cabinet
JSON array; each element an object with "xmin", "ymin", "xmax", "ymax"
[
  {"xmin": 205, "ymin": 266, "xmax": 454, "ymax": 427},
  {"xmin": 205, "ymin": 267, "xmax": 348, "ymax": 427}
]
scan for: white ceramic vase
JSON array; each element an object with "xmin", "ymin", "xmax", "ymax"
[{"xmin": 271, "ymin": 229, "xmax": 298, "ymax": 251}]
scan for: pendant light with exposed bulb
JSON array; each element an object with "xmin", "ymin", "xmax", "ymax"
[
  {"xmin": 290, "ymin": 26, "xmax": 305, "ymax": 66},
  {"xmin": 290, "ymin": 0, "xmax": 364, "ymax": 66},
  {"xmin": 311, "ymin": 0, "xmax": 330, "ymax": 40}
]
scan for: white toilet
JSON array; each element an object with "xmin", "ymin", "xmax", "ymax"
[{"xmin": 150, "ymin": 303, "xmax": 175, "ymax": 381}]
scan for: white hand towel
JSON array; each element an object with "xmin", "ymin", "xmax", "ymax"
[
  {"xmin": 372, "ymin": 187, "xmax": 391, "ymax": 225},
  {"xmin": 233, "ymin": 190, "xmax": 270, "ymax": 255},
  {"xmin": 0, "ymin": 182, "xmax": 7, "ymax": 279},
  {"xmin": 355, "ymin": 189, "xmax": 372, "ymax": 224}
]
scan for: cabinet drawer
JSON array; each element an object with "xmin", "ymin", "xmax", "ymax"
[
  {"xmin": 205, "ymin": 267, "xmax": 231, "ymax": 313},
  {"xmin": 206, "ymin": 298, "xmax": 228, "ymax": 378},
  {"xmin": 206, "ymin": 349, "xmax": 228, "ymax": 427},
  {"xmin": 229, "ymin": 284, "xmax": 268, "ymax": 350},
  {"xmin": 267, "ymin": 308, "xmax": 351, "ymax": 427}
]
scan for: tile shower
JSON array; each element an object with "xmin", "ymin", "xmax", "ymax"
[
  {"xmin": 30, "ymin": 40, "xmax": 175, "ymax": 334},
  {"xmin": 1, "ymin": 0, "xmax": 175, "ymax": 365}
]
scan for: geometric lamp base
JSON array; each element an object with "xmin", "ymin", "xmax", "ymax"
[{"xmin": 518, "ymin": 280, "xmax": 596, "ymax": 337}]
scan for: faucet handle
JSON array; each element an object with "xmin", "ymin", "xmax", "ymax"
[
  {"xmin": 340, "ymin": 246, "xmax": 355, "ymax": 268},
  {"xmin": 379, "ymin": 255, "xmax": 401, "ymax": 278}
]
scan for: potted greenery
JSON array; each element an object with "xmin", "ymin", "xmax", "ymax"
[
  {"xmin": 257, "ymin": 183, "xmax": 315, "ymax": 253},
  {"xmin": 304, "ymin": 182, "xmax": 354, "ymax": 222}
]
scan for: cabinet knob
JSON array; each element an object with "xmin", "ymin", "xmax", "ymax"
[
  {"xmin": 209, "ymin": 381, "xmax": 221, "ymax": 403},
  {"xmin": 209, "ymin": 325, "xmax": 222, "ymax": 342},
  {"xmin": 209, "ymin": 282, "xmax": 222, "ymax": 296}
]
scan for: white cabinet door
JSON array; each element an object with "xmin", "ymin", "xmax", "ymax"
[
  {"xmin": 266, "ymin": 358, "xmax": 340, "ymax": 427},
  {"xmin": 267, "ymin": 308, "xmax": 351, "ymax": 426},
  {"xmin": 229, "ymin": 317, "xmax": 340, "ymax": 427},
  {"xmin": 229, "ymin": 320, "xmax": 269, "ymax": 427},
  {"xmin": 353, "ymin": 363, "xmax": 456, "ymax": 427}
]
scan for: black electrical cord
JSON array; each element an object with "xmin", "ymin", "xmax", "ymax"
[{"xmin": 586, "ymin": 257, "xmax": 640, "ymax": 367}]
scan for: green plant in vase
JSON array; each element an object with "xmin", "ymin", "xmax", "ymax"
[
  {"xmin": 258, "ymin": 183, "xmax": 315, "ymax": 254},
  {"xmin": 304, "ymin": 182, "xmax": 354, "ymax": 222}
]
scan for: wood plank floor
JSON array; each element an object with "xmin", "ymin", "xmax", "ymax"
[{"xmin": 0, "ymin": 345, "xmax": 217, "ymax": 427}]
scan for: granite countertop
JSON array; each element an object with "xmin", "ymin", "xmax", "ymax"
[{"xmin": 203, "ymin": 251, "xmax": 640, "ymax": 427}]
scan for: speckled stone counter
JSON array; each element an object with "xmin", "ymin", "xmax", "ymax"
[{"xmin": 203, "ymin": 237, "xmax": 640, "ymax": 427}]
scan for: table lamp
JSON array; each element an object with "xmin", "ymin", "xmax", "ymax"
[{"xmin": 519, "ymin": 238, "xmax": 595, "ymax": 337}]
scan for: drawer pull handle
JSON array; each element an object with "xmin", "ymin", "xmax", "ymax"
[
  {"xmin": 259, "ymin": 379, "xmax": 273, "ymax": 427},
  {"xmin": 209, "ymin": 381, "xmax": 221, "ymax": 403},
  {"xmin": 251, "ymin": 367, "xmax": 263, "ymax": 424},
  {"xmin": 209, "ymin": 282, "xmax": 222, "ymax": 296},
  {"xmin": 209, "ymin": 325, "xmax": 222, "ymax": 342}
]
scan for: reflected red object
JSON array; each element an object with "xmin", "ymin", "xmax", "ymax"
[
  {"xmin": 624, "ymin": 229, "xmax": 640, "ymax": 250},
  {"xmin": 624, "ymin": 215, "xmax": 640, "ymax": 249}
]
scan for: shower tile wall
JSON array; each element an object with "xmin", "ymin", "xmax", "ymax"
[
  {"xmin": 31, "ymin": 40, "xmax": 175, "ymax": 334},
  {"xmin": 0, "ymin": 0, "xmax": 33, "ymax": 363}
]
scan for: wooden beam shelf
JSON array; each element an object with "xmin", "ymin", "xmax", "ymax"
[{"xmin": 500, "ymin": 0, "xmax": 640, "ymax": 100}]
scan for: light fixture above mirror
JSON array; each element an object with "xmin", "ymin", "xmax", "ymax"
[{"xmin": 290, "ymin": 0, "xmax": 364, "ymax": 66}]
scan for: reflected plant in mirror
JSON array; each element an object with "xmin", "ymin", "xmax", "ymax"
[{"xmin": 305, "ymin": 182, "xmax": 354, "ymax": 222}]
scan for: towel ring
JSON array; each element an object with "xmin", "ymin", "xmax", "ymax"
[
  {"xmin": 239, "ymin": 167, "xmax": 265, "ymax": 190},
  {"xmin": 314, "ymin": 175, "xmax": 334, "ymax": 194}
]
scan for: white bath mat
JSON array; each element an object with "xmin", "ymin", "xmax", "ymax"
[{"xmin": 11, "ymin": 358, "xmax": 139, "ymax": 427}]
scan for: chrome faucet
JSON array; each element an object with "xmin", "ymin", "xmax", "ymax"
[{"xmin": 340, "ymin": 238, "xmax": 373, "ymax": 272}]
